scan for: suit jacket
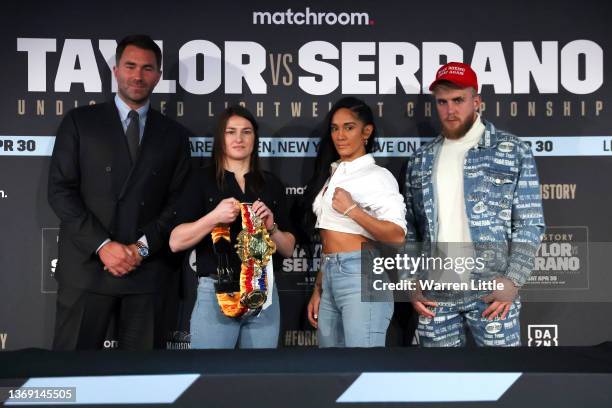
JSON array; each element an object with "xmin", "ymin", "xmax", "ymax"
[{"xmin": 48, "ymin": 101, "xmax": 192, "ymax": 294}]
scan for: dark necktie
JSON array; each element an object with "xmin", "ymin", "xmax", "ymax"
[{"xmin": 126, "ymin": 110, "xmax": 140, "ymax": 164}]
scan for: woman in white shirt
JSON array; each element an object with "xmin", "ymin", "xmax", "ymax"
[{"xmin": 304, "ymin": 97, "xmax": 407, "ymax": 347}]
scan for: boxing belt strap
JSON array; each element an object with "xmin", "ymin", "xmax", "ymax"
[{"xmin": 214, "ymin": 202, "xmax": 276, "ymax": 318}]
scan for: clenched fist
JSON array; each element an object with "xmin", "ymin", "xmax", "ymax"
[
  {"xmin": 212, "ymin": 197, "xmax": 240, "ymax": 224},
  {"xmin": 332, "ymin": 187, "xmax": 356, "ymax": 215}
]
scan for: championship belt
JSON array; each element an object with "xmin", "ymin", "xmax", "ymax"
[{"xmin": 214, "ymin": 202, "xmax": 276, "ymax": 318}]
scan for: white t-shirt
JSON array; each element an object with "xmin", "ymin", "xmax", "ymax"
[
  {"xmin": 434, "ymin": 115, "xmax": 485, "ymax": 244},
  {"xmin": 313, "ymin": 154, "xmax": 407, "ymax": 240}
]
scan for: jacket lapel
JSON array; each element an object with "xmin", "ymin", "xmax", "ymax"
[{"xmin": 422, "ymin": 137, "xmax": 442, "ymax": 243}]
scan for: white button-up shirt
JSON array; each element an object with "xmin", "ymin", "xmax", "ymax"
[{"xmin": 313, "ymin": 154, "xmax": 407, "ymax": 240}]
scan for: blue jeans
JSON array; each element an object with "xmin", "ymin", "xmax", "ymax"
[
  {"xmin": 318, "ymin": 250, "xmax": 394, "ymax": 348},
  {"xmin": 416, "ymin": 298, "xmax": 522, "ymax": 347},
  {"xmin": 190, "ymin": 277, "xmax": 280, "ymax": 349}
]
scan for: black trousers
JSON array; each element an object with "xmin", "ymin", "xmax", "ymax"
[{"xmin": 53, "ymin": 286, "xmax": 155, "ymax": 351}]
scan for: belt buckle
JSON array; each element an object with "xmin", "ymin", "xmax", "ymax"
[{"xmin": 240, "ymin": 289, "xmax": 267, "ymax": 309}]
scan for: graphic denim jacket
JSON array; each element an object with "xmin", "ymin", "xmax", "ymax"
[{"xmin": 404, "ymin": 120, "xmax": 545, "ymax": 288}]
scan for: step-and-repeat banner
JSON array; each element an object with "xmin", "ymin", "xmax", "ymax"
[{"xmin": 1, "ymin": 0, "xmax": 611, "ymax": 350}]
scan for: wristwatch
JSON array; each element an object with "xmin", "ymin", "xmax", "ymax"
[{"xmin": 135, "ymin": 241, "xmax": 149, "ymax": 258}]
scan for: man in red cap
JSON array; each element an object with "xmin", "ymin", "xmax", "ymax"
[
  {"xmin": 428, "ymin": 62, "xmax": 481, "ymax": 139},
  {"xmin": 403, "ymin": 62, "xmax": 545, "ymax": 347}
]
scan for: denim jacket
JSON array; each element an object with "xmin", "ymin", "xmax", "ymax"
[{"xmin": 404, "ymin": 119, "xmax": 545, "ymax": 290}]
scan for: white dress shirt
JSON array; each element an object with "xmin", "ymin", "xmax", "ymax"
[{"xmin": 313, "ymin": 153, "xmax": 407, "ymax": 240}]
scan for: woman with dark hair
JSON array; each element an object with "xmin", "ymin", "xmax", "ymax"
[
  {"xmin": 170, "ymin": 105, "xmax": 295, "ymax": 349},
  {"xmin": 303, "ymin": 97, "xmax": 407, "ymax": 347}
]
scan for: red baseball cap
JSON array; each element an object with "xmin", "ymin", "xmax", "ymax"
[{"xmin": 429, "ymin": 62, "xmax": 478, "ymax": 92}]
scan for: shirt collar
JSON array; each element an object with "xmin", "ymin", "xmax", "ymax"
[
  {"xmin": 223, "ymin": 168, "xmax": 253, "ymax": 178},
  {"xmin": 466, "ymin": 113, "xmax": 485, "ymax": 144},
  {"xmin": 114, "ymin": 94, "xmax": 150, "ymax": 123},
  {"xmin": 330, "ymin": 153, "xmax": 375, "ymax": 175}
]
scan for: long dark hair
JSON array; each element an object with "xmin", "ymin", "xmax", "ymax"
[
  {"xmin": 300, "ymin": 97, "xmax": 377, "ymax": 240},
  {"xmin": 212, "ymin": 105, "xmax": 264, "ymax": 193}
]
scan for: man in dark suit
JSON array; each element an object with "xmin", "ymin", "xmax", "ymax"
[{"xmin": 48, "ymin": 35, "xmax": 192, "ymax": 350}]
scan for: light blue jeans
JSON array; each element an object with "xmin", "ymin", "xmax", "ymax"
[
  {"xmin": 318, "ymin": 250, "xmax": 394, "ymax": 348},
  {"xmin": 190, "ymin": 277, "xmax": 280, "ymax": 349},
  {"xmin": 416, "ymin": 298, "xmax": 522, "ymax": 347}
]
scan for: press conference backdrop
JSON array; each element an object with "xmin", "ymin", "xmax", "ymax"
[{"xmin": 1, "ymin": 0, "xmax": 611, "ymax": 350}]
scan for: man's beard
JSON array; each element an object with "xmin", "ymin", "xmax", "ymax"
[{"xmin": 441, "ymin": 114, "xmax": 476, "ymax": 139}]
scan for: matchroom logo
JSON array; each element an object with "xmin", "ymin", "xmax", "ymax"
[
  {"xmin": 528, "ymin": 324, "xmax": 559, "ymax": 347},
  {"xmin": 252, "ymin": 7, "xmax": 373, "ymax": 26}
]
